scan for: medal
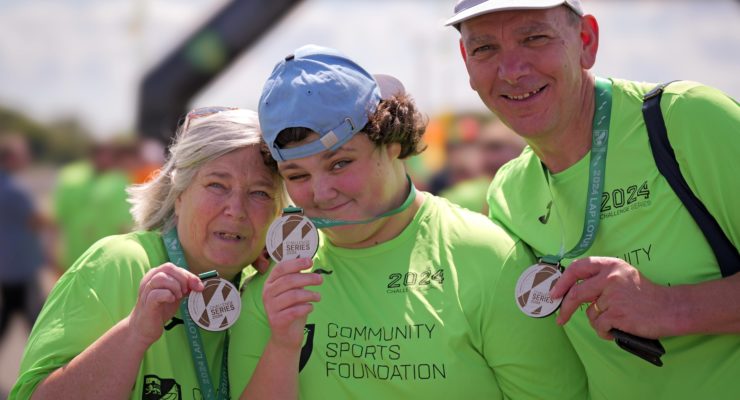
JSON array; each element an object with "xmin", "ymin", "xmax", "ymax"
[
  {"xmin": 266, "ymin": 208, "xmax": 319, "ymax": 262},
  {"xmin": 187, "ymin": 274, "xmax": 241, "ymax": 331},
  {"xmin": 515, "ymin": 263, "xmax": 563, "ymax": 318}
]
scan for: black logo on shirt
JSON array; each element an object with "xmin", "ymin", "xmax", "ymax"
[
  {"xmin": 164, "ymin": 317, "xmax": 183, "ymax": 331},
  {"xmin": 314, "ymin": 268, "xmax": 333, "ymax": 275},
  {"xmin": 143, "ymin": 375, "xmax": 181, "ymax": 400},
  {"xmin": 299, "ymin": 324, "xmax": 316, "ymax": 372},
  {"xmin": 538, "ymin": 201, "xmax": 552, "ymax": 224}
]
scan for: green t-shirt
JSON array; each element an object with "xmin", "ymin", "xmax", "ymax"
[
  {"xmin": 229, "ymin": 195, "xmax": 587, "ymax": 399},
  {"xmin": 11, "ymin": 231, "xmax": 229, "ymax": 400},
  {"xmin": 488, "ymin": 78, "xmax": 740, "ymax": 399},
  {"xmin": 439, "ymin": 176, "xmax": 491, "ymax": 214},
  {"xmin": 53, "ymin": 162, "xmax": 134, "ymax": 269}
]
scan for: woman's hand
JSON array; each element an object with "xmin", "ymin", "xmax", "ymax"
[
  {"xmin": 262, "ymin": 258, "xmax": 323, "ymax": 350},
  {"xmin": 128, "ymin": 263, "xmax": 204, "ymax": 346}
]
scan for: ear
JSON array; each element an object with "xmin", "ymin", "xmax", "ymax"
[
  {"xmin": 385, "ymin": 142, "xmax": 403, "ymax": 161},
  {"xmin": 579, "ymin": 15, "xmax": 599, "ymax": 69},
  {"xmin": 253, "ymin": 247, "xmax": 271, "ymax": 274},
  {"xmin": 459, "ymin": 38, "xmax": 468, "ymax": 63}
]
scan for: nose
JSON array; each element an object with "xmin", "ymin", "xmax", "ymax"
[
  {"xmin": 312, "ymin": 174, "xmax": 336, "ymax": 205},
  {"xmin": 224, "ymin": 193, "xmax": 248, "ymax": 221},
  {"xmin": 497, "ymin": 48, "xmax": 529, "ymax": 85}
]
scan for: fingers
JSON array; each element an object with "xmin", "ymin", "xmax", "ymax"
[
  {"xmin": 584, "ymin": 300, "xmax": 615, "ymax": 340},
  {"xmin": 263, "ymin": 258, "xmax": 322, "ymax": 333},
  {"xmin": 139, "ymin": 263, "xmax": 204, "ymax": 304},
  {"xmin": 549, "ymin": 258, "xmax": 601, "ymax": 299}
]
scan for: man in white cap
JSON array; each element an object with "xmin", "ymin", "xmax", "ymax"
[{"xmin": 446, "ymin": 1, "xmax": 740, "ymax": 399}]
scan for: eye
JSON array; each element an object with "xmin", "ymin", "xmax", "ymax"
[
  {"xmin": 470, "ymin": 44, "xmax": 495, "ymax": 57},
  {"xmin": 524, "ymin": 35, "xmax": 548, "ymax": 45},
  {"xmin": 206, "ymin": 182, "xmax": 227, "ymax": 191},
  {"xmin": 331, "ymin": 159, "xmax": 351, "ymax": 170},
  {"xmin": 284, "ymin": 173, "xmax": 309, "ymax": 181},
  {"xmin": 251, "ymin": 190, "xmax": 273, "ymax": 200}
]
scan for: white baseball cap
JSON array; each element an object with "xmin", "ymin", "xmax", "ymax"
[{"xmin": 445, "ymin": 0, "xmax": 584, "ymax": 27}]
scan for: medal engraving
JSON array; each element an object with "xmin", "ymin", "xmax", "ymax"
[
  {"xmin": 266, "ymin": 212, "xmax": 319, "ymax": 262},
  {"xmin": 188, "ymin": 277, "xmax": 241, "ymax": 331},
  {"xmin": 515, "ymin": 263, "xmax": 562, "ymax": 318}
]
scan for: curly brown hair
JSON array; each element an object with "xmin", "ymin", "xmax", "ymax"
[{"xmin": 274, "ymin": 93, "xmax": 427, "ymax": 159}]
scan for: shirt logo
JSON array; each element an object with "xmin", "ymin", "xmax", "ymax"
[
  {"xmin": 143, "ymin": 375, "xmax": 181, "ymax": 400},
  {"xmin": 538, "ymin": 201, "xmax": 552, "ymax": 224}
]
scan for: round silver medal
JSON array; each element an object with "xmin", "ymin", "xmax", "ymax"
[
  {"xmin": 515, "ymin": 263, "xmax": 563, "ymax": 318},
  {"xmin": 188, "ymin": 278, "xmax": 241, "ymax": 331},
  {"xmin": 266, "ymin": 213, "xmax": 319, "ymax": 262}
]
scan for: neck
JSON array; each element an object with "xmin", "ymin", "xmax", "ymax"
[{"xmin": 528, "ymin": 73, "xmax": 596, "ymax": 174}]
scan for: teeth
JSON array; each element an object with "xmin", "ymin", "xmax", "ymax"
[
  {"xmin": 218, "ymin": 232, "xmax": 241, "ymax": 240},
  {"xmin": 505, "ymin": 86, "xmax": 542, "ymax": 100}
]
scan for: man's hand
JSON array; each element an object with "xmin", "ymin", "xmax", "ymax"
[{"xmin": 550, "ymin": 256, "xmax": 674, "ymax": 339}]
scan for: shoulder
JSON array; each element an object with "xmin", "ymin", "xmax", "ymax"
[
  {"xmin": 487, "ymin": 147, "xmax": 540, "ymax": 217},
  {"xmin": 66, "ymin": 231, "xmax": 166, "ymax": 285},
  {"xmin": 422, "ymin": 194, "xmax": 529, "ymax": 261}
]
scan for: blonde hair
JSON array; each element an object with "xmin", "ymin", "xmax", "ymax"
[{"xmin": 127, "ymin": 109, "xmax": 286, "ymax": 232}]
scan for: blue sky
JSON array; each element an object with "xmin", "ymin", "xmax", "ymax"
[{"xmin": 0, "ymin": 0, "xmax": 738, "ymax": 137}]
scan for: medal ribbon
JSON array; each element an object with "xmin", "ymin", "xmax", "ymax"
[
  {"xmin": 288, "ymin": 174, "xmax": 417, "ymax": 229},
  {"xmin": 163, "ymin": 229, "xmax": 229, "ymax": 400},
  {"xmin": 540, "ymin": 77, "xmax": 613, "ymax": 265}
]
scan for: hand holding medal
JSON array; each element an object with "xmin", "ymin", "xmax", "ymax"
[{"xmin": 262, "ymin": 207, "xmax": 323, "ymax": 349}]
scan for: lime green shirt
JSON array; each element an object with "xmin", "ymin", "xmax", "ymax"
[
  {"xmin": 230, "ymin": 195, "xmax": 587, "ymax": 399},
  {"xmin": 54, "ymin": 162, "xmax": 134, "ymax": 269},
  {"xmin": 11, "ymin": 231, "xmax": 228, "ymax": 400},
  {"xmin": 488, "ymin": 79, "xmax": 740, "ymax": 399},
  {"xmin": 439, "ymin": 176, "xmax": 491, "ymax": 214}
]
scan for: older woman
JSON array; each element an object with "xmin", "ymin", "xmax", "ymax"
[{"xmin": 11, "ymin": 108, "xmax": 284, "ymax": 399}]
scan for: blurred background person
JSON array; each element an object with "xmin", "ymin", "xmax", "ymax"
[
  {"xmin": 434, "ymin": 115, "xmax": 525, "ymax": 214},
  {"xmin": 52, "ymin": 138, "xmax": 136, "ymax": 274},
  {"xmin": 0, "ymin": 134, "xmax": 47, "ymax": 347}
]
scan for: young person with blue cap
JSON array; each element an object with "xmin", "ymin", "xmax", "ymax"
[
  {"xmin": 446, "ymin": 0, "xmax": 740, "ymax": 399},
  {"xmin": 228, "ymin": 44, "xmax": 587, "ymax": 400}
]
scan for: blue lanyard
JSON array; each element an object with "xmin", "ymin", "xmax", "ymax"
[
  {"xmin": 162, "ymin": 229, "xmax": 230, "ymax": 400},
  {"xmin": 540, "ymin": 77, "xmax": 613, "ymax": 265}
]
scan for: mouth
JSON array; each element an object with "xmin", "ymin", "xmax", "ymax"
[
  {"xmin": 214, "ymin": 231, "xmax": 244, "ymax": 241},
  {"xmin": 502, "ymin": 84, "xmax": 547, "ymax": 101},
  {"xmin": 318, "ymin": 200, "xmax": 351, "ymax": 213}
]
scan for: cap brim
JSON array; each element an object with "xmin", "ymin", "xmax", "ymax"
[{"xmin": 444, "ymin": 0, "xmax": 579, "ymax": 27}]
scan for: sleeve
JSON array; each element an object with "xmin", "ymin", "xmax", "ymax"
[
  {"xmin": 663, "ymin": 84, "xmax": 740, "ymax": 248},
  {"xmin": 228, "ymin": 272, "xmax": 272, "ymax": 399},
  {"xmin": 10, "ymin": 238, "xmax": 143, "ymax": 399},
  {"xmin": 483, "ymin": 240, "xmax": 588, "ymax": 400},
  {"xmin": 10, "ymin": 269, "xmax": 118, "ymax": 398}
]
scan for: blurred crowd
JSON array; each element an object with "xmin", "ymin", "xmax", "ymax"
[{"xmin": 0, "ymin": 110, "xmax": 522, "ymax": 368}]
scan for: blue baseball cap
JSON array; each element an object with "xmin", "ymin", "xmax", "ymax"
[{"xmin": 259, "ymin": 44, "xmax": 384, "ymax": 162}]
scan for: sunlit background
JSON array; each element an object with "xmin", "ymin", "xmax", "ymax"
[{"xmin": 0, "ymin": 0, "xmax": 738, "ymax": 396}]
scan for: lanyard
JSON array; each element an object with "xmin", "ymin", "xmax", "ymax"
[
  {"xmin": 540, "ymin": 77, "xmax": 613, "ymax": 266},
  {"xmin": 299, "ymin": 174, "xmax": 417, "ymax": 229},
  {"xmin": 162, "ymin": 229, "xmax": 229, "ymax": 400}
]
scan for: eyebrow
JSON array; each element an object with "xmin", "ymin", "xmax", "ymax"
[
  {"xmin": 514, "ymin": 21, "xmax": 553, "ymax": 36},
  {"xmin": 278, "ymin": 145, "xmax": 359, "ymax": 171},
  {"xmin": 203, "ymin": 171, "xmax": 231, "ymax": 179}
]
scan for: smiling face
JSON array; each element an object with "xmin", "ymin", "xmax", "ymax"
[
  {"xmin": 276, "ymin": 133, "xmax": 407, "ymax": 247},
  {"xmin": 174, "ymin": 145, "xmax": 280, "ymax": 278},
  {"xmin": 460, "ymin": 6, "xmax": 597, "ymax": 141}
]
